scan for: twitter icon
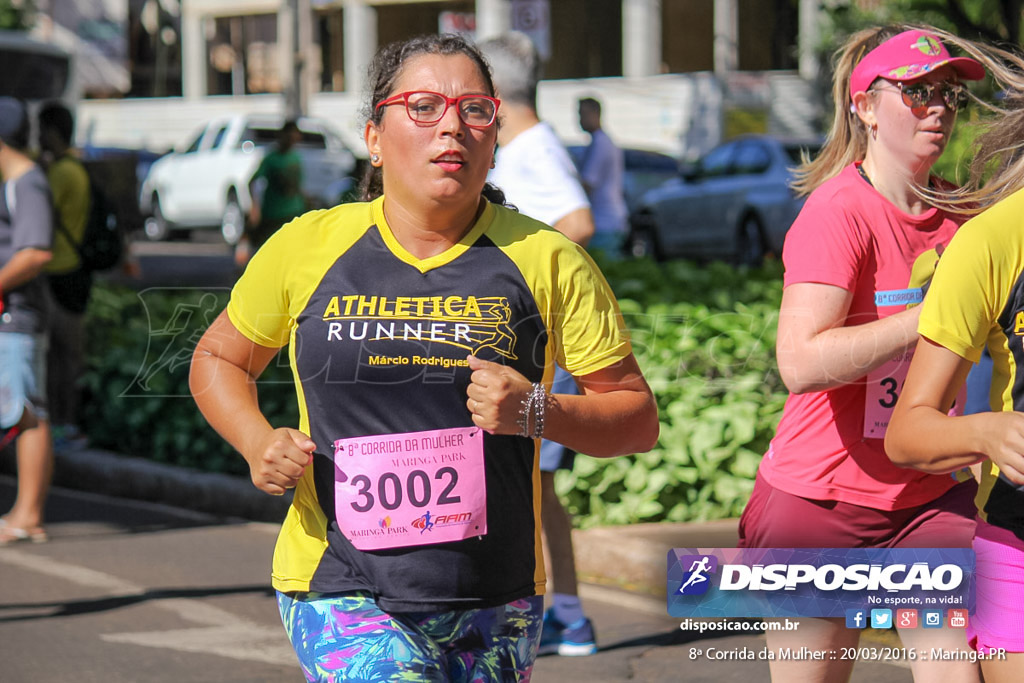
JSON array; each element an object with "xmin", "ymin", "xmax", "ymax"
[{"xmin": 870, "ymin": 609, "xmax": 893, "ymax": 629}]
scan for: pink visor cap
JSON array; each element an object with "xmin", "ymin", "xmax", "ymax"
[{"xmin": 849, "ymin": 29, "xmax": 985, "ymax": 99}]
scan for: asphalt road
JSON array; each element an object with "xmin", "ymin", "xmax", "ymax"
[
  {"xmin": 107, "ymin": 237, "xmax": 240, "ymax": 290},
  {"xmin": 0, "ymin": 475, "xmax": 920, "ymax": 683}
]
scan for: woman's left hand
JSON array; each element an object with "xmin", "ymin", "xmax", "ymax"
[{"xmin": 466, "ymin": 355, "xmax": 532, "ymax": 434}]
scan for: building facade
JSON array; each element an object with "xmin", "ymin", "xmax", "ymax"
[{"xmin": 67, "ymin": 0, "xmax": 824, "ymax": 161}]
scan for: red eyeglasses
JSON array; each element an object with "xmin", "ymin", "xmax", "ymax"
[{"xmin": 375, "ymin": 91, "xmax": 500, "ymax": 128}]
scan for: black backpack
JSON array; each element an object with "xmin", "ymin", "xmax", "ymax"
[{"xmin": 58, "ymin": 168, "xmax": 123, "ymax": 272}]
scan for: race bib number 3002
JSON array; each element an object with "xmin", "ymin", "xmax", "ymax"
[{"xmin": 332, "ymin": 427, "xmax": 487, "ymax": 551}]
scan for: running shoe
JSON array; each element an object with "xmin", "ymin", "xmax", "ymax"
[{"xmin": 538, "ymin": 608, "xmax": 598, "ymax": 656}]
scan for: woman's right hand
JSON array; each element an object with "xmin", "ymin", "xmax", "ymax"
[{"xmin": 245, "ymin": 428, "xmax": 316, "ymax": 495}]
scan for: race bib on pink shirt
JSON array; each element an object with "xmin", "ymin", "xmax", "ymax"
[
  {"xmin": 332, "ymin": 426, "xmax": 487, "ymax": 551},
  {"xmin": 864, "ymin": 350, "xmax": 966, "ymax": 438}
]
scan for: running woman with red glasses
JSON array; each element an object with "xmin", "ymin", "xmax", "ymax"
[
  {"xmin": 737, "ymin": 26, "xmax": 985, "ymax": 683},
  {"xmin": 189, "ymin": 33, "xmax": 657, "ymax": 682}
]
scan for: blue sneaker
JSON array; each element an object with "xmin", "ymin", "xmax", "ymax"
[{"xmin": 538, "ymin": 609, "xmax": 598, "ymax": 656}]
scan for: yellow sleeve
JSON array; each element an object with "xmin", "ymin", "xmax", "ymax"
[
  {"xmin": 488, "ymin": 208, "xmax": 632, "ymax": 377},
  {"xmin": 226, "ymin": 202, "xmax": 376, "ymax": 347},
  {"xmin": 918, "ymin": 204, "xmax": 1020, "ymax": 363},
  {"xmin": 226, "ymin": 230, "xmax": 294, "ymax": 348},
  {"xmin": 550, "ymin": 244, "xmax": 633, "ymax": 375}
]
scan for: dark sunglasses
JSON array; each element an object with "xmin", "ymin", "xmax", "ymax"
[
  {"xmin": 375, "ymin": 91, "xmax": 500, "ymax": 129},
  {"xmin": 873, "ymin": 80, "xmax": 969, "ymax": 112}
]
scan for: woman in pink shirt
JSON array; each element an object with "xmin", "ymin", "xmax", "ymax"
[{"xmin": 737, "ymin": 25, "xmax": 984, "ymax": 682}]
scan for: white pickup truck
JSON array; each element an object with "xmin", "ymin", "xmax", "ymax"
[{"xmin": 138, "ymin": 114, "xmax": 357, "ymax": 244}]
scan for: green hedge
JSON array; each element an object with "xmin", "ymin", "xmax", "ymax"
[
  {"xmin": 81, "ymin": 257, "xmax": 787, "ymax": 525},
  {"xmin": 559, "ymin": 257, "xmax": 786, "ymax": 527},
  {"xmin": 80, "ymin": 285, "xmax": 297, "ymax": 477}
]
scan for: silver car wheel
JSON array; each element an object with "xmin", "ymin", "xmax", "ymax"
[
  {"xmin": 629, "ymin": 229, "xmax": 658, "ymax": 259},
  {"xmin": 144, "ymin": 195, "xmax": 170, "ymax": 241},
  {"xmin": 628, "ymin": 214, "xmax": 661, "ymax": 260},
  {"xmin": 221, "ymin": 195, "xmax": 245, "ymax": 245}
]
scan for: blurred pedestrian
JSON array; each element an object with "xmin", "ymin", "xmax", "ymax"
[
  {"xmin": 480, "ymin": 31, "xmax": 600, "ymax": 657},
  {"xmin": 0, "ymin": 96, "xmax": 55, "ymax": 545},
  {"xmin": 189, "ymin": 33, "xmax": 658, "ymax": 682},
  {"xmin": 886, "ymin": 29, "xmax": 1024, "ymax": 679},
  {"xmin": 235, "ymin": 119, "xmax": 305, "ymax": 265},
  {"xmin": 736, "ymin": 26, "xmax": 985, "ymax": 682},
  {"xmin": 577, "ymin": 97, "xmax": 628, "ymax": 259},
  {"xmin": 38, "ymin": 101, "xmax": 90, "ymax": 447}
]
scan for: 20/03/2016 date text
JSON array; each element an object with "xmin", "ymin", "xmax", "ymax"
[{"xmin": 841, "ymin": 647, "xmax": 1007, "ymax": 663}]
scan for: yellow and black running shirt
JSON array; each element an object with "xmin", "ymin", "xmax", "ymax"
[
  {"xmin": 919, "ymin": 187, "xmax": 1024, "ymax": 540},
  {"xmin": 227, "ymin": 196, "xmax": 632, "ymax": 611}
]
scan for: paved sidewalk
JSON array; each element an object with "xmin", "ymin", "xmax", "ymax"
[{"xmin": 1, "ymin": 445, "xmax": 921, "ymax": 682}]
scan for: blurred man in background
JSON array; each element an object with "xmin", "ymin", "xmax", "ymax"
[
  {"xmin": 480, "ymin": 31, "xmax": 599, "ymax": 657},
  {"xmin": 577, "ymin": 97, "xmax": 628, "ymax": 258},
  {"xmin": 38, "ymin": 101, "xmax": 91, "ymax": 448}
]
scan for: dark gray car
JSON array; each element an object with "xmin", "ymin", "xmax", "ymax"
[{"xmin": 628, "ymin": 135, "xmax": 820, "ymax": 263}]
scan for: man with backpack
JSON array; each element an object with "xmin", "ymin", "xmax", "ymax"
[{"xmin": 38, "ymin": 102, "xmax": 91, "ymax": 446}]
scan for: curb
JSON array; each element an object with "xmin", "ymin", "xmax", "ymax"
[
  {"xmin": 1, "ymin": 445, "xmax": 291, "ymax": 523},
  {"xmin": 573, "ymin": 519, "xmax": 739, "ymax": 597}
]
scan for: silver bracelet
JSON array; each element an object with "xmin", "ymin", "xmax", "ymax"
[{"xmin": 516, "ymin": 382, "xmax": 547, "ymax": 440}]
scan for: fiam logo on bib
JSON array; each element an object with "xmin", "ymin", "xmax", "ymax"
[
  {"xmin": 667, "ymin": 548, "xmax": 974, "ymax": 619},
  {"xmin": 677, "ymin": 555, "xmax": 718, "ymax": 595},
  {"xmin": 410, "ymin": 511, "xmax": 474, "ymax": 534}
]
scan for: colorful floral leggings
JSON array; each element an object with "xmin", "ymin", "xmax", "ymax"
[{"xmin": 278, "ymin": 591, "xmax": 544, "ymax": 682}]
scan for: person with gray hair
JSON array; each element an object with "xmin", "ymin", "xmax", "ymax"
[
  {"xmin": 482, "ymin": 31, "xmax": 593, "ymax": 245},
  {"xmin": 480, "ymin": 31, "xmax": 599, "ymax": 657}
]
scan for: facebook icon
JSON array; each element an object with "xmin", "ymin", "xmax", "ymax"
[{"xmin": 846, "ymin": 609, "xmax": 867, "ymax": 629}]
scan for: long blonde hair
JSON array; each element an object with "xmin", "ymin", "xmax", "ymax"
[
  {"xmin": 790, "ymin": 25, "xmax": 912, "ymax": 197},
  {"xmin": 922, "ymin": 28, "xmax": 1024, "ymax": 214}
]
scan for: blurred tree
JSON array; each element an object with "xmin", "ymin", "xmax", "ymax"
[
  {"xmin": 825, "ymin": 0, "xmax": 1023, "ymax": 46},
  {"xmin": 0, "ymin": 0, "xmax": 37, "ymax": 31},
  {"xmin": 922, "ymin": 0, "xmax": 1024, "ymax": 44}
]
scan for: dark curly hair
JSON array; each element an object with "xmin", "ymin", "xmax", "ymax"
[{"xmin": 358, "ymin": 33, "xmax": 506, "ymax": 206}]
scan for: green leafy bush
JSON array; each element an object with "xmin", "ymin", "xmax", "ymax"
[
  {"xmin": 81, "ymin": 257, "xmax": 787, "ymax": 526},
  {"xmin": 80, "ymin": 285, "xmax": 298, "ymax": 476},
  {"xmin": 557, "ymin": 257, "xmax": 786, "ymax": 527}
]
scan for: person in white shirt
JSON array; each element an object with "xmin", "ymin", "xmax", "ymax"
[{"xmin": 479, "ymin": 31, "xmax": 600, "ymax": 657}]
